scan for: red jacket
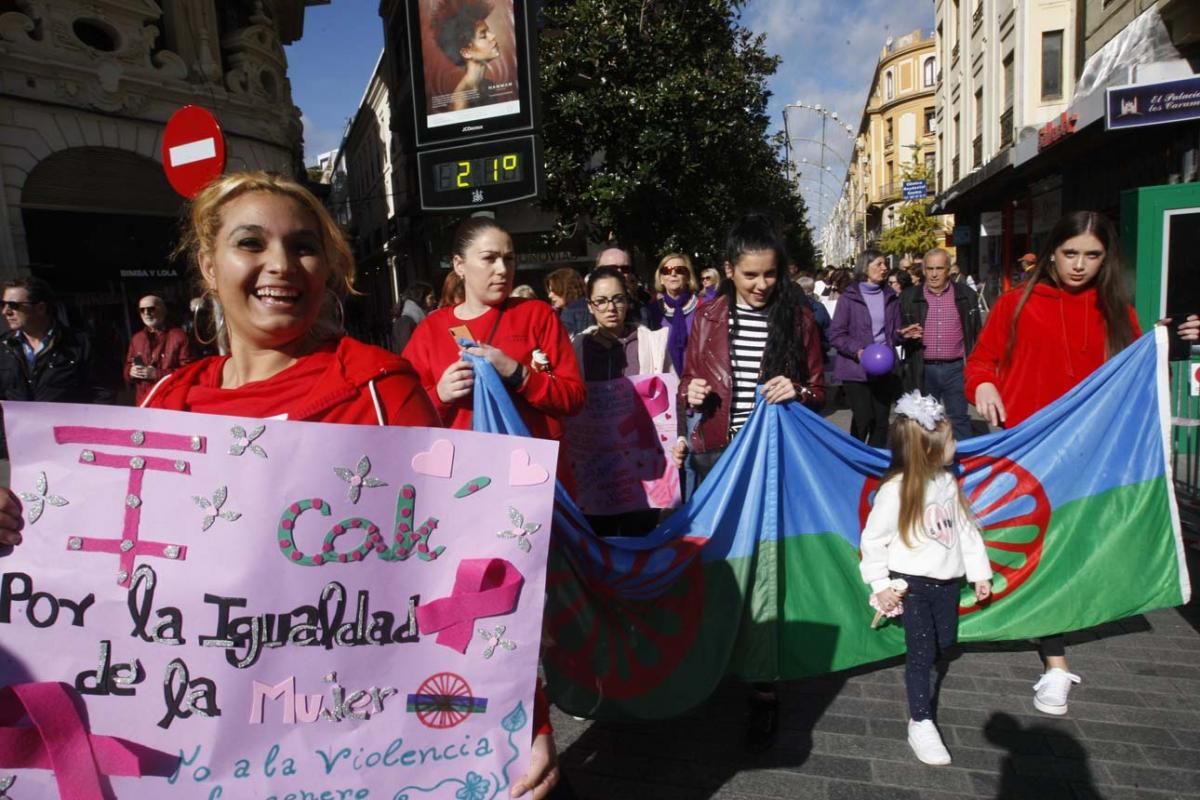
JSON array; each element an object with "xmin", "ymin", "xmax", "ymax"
[
  {"xmin": 965, "ymin": 283, "xmax": 1140, "ymax": 427},
  {"xmin": 680, "ymin": 295, "xmax": 826, "ymax": 454},
  {"xmin": 142, "ymin": 335, "xmax": 439, "ymax": 427},
  {"xmin": 126, "ymin": 326, "xmax": 193, "ymax": 405},
  {"xmin": 403, "ymin": 298, "xmax": 586, "ymax": 441}
]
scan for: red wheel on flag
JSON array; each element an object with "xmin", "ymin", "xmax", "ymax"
[
  {"xmin": 543, "ymin": 536, "xmax": 706, "ymax": 700},
  {"xmin": 413, "ymin": 672, "xmax": 473, "ymax": 729},
  {"xmin": 855, "ymin": 456, "xmax": 1050, "ymax": 614},
  {"xmin": 957, "ymin": 454, "xmax": 1050, "ymax": 614}
]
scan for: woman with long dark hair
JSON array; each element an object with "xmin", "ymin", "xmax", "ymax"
[
  {"xmin": 678, "ymin": 213, "xmax": 825, "ymax": 752},
  {"xmin": 967, "ymin": 210, "xmax": 1196, "ymax": 719}
]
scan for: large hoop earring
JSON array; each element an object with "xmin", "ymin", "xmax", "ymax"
[{"xmin": 193, "ymin": 291, "xmax": 219, "ymax": 346}]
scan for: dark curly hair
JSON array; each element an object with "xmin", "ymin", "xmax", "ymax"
[{"xmin": 432, "ymin": 0, "xmax": 494, "ymax": 67}]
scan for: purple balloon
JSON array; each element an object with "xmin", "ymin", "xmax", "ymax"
[{"xmin": 861, "ymin": 343, "xmax": 895, "ymax": 377}]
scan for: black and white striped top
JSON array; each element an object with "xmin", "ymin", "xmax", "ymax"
[{"xmin": 729, "ymin": 303, "xmax": 770, "ymax": 433}]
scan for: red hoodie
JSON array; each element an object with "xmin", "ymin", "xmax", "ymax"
[
  {"xmin": 965, "ymin": 284, "xmax": 1140, "ymax": 427},
  {"xmin": 142, "ymin": 336, "xmax": 439, "ymax": 425},
  {"xmin": 403, "ymin": 298, "xmax": 586, "ymax": 441}
]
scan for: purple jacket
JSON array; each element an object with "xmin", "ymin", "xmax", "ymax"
[{"xmin": 829, "ymin": 281, "xmax": 901, "ymax": 383}]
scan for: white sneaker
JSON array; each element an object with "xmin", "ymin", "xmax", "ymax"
[
  {"xmin": 907, "ymin": 719, "xmax": 952, "ymax": 766},
  {"xmin": 1032, "ymin": 668, "xmax": 1081, "ymax": 715}
]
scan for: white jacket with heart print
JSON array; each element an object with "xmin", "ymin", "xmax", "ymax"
[{"xmin": 859, "ymin": 471, "xmax": 993, "ymax": 593}]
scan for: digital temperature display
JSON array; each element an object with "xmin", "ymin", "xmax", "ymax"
[
  {"xmin": 434, "ymin": 154, "xmax": 525, "ymax": 191},
  {"xmin": 417, "ymin": 134, "xmax": 541, "ymax": 211}
]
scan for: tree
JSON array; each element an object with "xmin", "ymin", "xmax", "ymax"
[
  {"xmin": 538, "ymin": 0, "xmax": 813, "ymax": 268},
  {"xmin": 878, "ymin": 156, "xmax": 940, "ymax": 260}
]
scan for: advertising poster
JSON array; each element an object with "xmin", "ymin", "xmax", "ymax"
[
  {"xmin": 415, "ymin": 0, "xmax": 522, "ymax": 130},
  {"xmin": 0, "ymin": 402, "xmax": 556, "ymax": 799}
]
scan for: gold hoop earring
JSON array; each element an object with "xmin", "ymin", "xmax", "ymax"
[{"xmin": 192, "ymin": 291, "xmax": 219, "ymax": 346}]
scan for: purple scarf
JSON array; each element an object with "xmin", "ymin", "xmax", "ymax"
[{"xmin": 660, "ymin": 291, "xmax": 696, "ymax": 374}]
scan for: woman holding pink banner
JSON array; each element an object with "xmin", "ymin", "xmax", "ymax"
[
  {"xmin": 50, "ymin": 171, "xmax": 559, "ymax": 798},
  {"xmin": 571, "ymin": 266, "xmax": 675, "ymax": 536}
]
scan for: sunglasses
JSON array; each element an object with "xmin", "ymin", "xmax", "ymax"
[
  {"xmin": 659, "ymin": 266, "xmax": 689, "ymax": 277},
  {"xmin": 0, "ymin": 301, "xmax": 32, "ymax": 312},
  {"xmin": 138, "ymin": 306, "xmax": 160, "ymax": 313}
]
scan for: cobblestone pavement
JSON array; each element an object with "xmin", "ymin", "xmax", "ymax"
[{"xmin": 548, "ymin": 409, "xmax": 1200, "ymax": 800}]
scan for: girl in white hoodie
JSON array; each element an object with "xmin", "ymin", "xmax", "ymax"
[{"xmin": 860, "ymin": 391, "xmax": 992, "ymax": 767}]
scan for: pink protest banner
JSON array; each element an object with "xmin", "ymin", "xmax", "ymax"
[
  {"xmin": 562, "ymin": 374, "xmax": 681, "ymax": 515},
  {"xmin": 0, "ymin": 401, "xmax": 557, "ymax": 799}
]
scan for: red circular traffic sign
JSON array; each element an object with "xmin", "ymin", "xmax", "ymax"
[{"xmin": 161, "ymin": 105, "xmax": 226, "ymax": 198}]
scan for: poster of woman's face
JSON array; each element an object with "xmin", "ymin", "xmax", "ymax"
[{"xmin": 418, "ymin": 0, "xmax": 521, "ymax": 128}]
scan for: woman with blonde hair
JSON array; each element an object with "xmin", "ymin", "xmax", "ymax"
[
  {"xmin": 647, "ymin": 252, "xmax": 700, "ymax": 373},
  {"xmin": 137, "ymin": 170, "xmax": 437, "ymax": 426}
]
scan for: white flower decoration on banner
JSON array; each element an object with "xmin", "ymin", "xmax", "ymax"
[
  {"xmin": 497, "ymin": 506, "xmax": 541, "ymax": 553},
  {"xmin": 894, "ymin": 390, "xmax": 947, "ymax": 432},
  {"xmin": 193, "ymin": 486, "xmax": 242, "ymax": 531},
  {"xmin": 228, "ymin": 424, "xmax": 267, "ymax": 458},
  {"xmin": 333, "ymin": 455, "xmax": 388, "ymax": 504},
  {"xmin": 18, "ymin": 471, "xmax": 68, "ymax": 525}
]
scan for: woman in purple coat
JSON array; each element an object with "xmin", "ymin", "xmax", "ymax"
[{"xmin": 829, "ymin": 249, "xmax": 920, "ymax": 446}]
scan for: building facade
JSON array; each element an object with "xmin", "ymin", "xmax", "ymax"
[
  {"xmin": 931, "ymin": 0, "xmax": 1200, "ymax": 300},
  {"xmin": 823, "ymin": 30, "xmax": 943, "ymax": 266},
  {"xmin": 0, "ymin": 0, "xmax": 323, "ymax": 330}
]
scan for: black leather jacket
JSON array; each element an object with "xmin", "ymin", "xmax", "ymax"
[{"xmin": 0, "ymin": 326, "xmax": 110, "ymax": 457}]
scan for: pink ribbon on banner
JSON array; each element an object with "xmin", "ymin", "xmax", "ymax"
[
  {"xmin": 0, "ymin": 682, "xmax": 179, "ymax": 799},
  {"xmin": 633, "ymin": 376, "xmax": 671, "ymax": 418},
  {"xmin": 416, "ymin": 558, "xmax": 525, "ymax": 652}
]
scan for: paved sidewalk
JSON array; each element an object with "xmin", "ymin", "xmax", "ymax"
[
  {"xmin": 549, "ymin": 407, "xmax": 1200, "ymax": 799},
  {"xmin": 552, "ymin": 591, "xmax": 1200, "ymax": 799}
]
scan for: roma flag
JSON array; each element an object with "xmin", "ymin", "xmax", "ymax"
[{"xmin": 470, "ymin": 328, "xmax": 1190, "ymax": 719}]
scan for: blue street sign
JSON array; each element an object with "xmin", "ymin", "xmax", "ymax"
[{"xmin": 902, "ymin": 179, "xmax": 928, "ymax": 200}]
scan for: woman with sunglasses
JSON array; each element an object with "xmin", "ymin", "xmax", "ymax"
[
  {"xmin": 571, "ymin": 266, "xmax": 673, "ymax": 536},
  {"xmin": 646, "ymin": 253, "xmax": 700, "ymax": 374}
]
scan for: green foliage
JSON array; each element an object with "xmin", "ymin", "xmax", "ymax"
[
  {"xmin": 538, "ymin": 0, "xmax": 813, "ymax": 267},
  {"xmin": 878, "ymin": 158, "xmax": 939, "ymax": 259}
]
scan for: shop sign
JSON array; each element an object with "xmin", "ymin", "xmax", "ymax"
[
  {"xmin": 1107, "ymin": 76, "xmax": 1200, "ymax": 131},
  {"xmin": 1038, "ymin": 112, "xmax": 1079, "ymax": 151}
]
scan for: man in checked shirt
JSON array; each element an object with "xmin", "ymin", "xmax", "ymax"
[{"xmin": 898, "ymin": 248, "xmax": 982, "ymax": 439}]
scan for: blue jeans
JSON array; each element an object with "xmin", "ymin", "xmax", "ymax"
[{"xmin": 922, "ymin": 359, "xmax": 972, "ymax": 440}]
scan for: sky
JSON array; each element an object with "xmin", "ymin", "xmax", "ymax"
[{"xmin": 285, "ymin": 0, "xmax": 932, "ymax": 232}]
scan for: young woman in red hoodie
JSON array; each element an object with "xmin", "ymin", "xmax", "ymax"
[
  {"xmin": 402, "ymin": 217, "xmax": 585, "ymax": 455},
  {"xmin": 52, "ymin": 172, "xmax": 557, "ymax": 797},
  {"xmin": 966, "ymin": 210, "xmax": 1196, "ymax": 720}
]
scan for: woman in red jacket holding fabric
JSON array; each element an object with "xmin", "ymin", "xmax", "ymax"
[
  {"xmin": 403, "ymin": 217, "xmax": 585, "ymax": 454},
  {"xmin": 966, "ymin": 210, "xmax": 1196, "ymax": 721}
]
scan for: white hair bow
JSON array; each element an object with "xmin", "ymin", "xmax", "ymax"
[{"xmin": 894, "ymin": 390, "xmax": 947, "ymax": 431}]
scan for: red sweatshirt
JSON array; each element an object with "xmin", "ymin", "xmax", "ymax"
[
  {"xmin": 402, "ymin": 298, "xmax": 586, "ymax": 441},
  {"xmin": 142, "ymin": 336, "xmax": 439, "ymax": 426},
  {"xmin": 965, "ymin": 284, "xmax": 1140, "ymax": 427}
]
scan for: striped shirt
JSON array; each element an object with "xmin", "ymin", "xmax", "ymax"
[{"xmin": 729, "ymin": 303, "xmax": 770, "ymax": 433}]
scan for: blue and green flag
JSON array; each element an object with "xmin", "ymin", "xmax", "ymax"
[{"xmin": 471, "ymin": 328, "xmax": 1190, "ymax": 719}]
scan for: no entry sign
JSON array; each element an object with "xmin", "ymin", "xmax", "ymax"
[{"xmin": 161, "ymin": 105, "xmax": 226, "ymax": 198}]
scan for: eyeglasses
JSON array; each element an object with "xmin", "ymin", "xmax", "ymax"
[
  {"xmin": 588, "ymin": 295, "xmax": 628, "ymax": 309},
  {"xmin": 659, "ymin": 266, "xmax": 689, "ymax": 277},
  {"xmin": 0, "ymin": 301, "xmax": 32, "ymax": 312},
  {"xmin": 138, "ymin": 306, "xmax": 160, "ymax": 314},
  {"xmin": 600, "ymin": 263, "xmax": 633, "ymax": 272}
]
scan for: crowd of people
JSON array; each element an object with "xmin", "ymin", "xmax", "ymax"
[{"xmin": 0, "ymin": 170, "xmax": 1196, "ymax": 787}]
